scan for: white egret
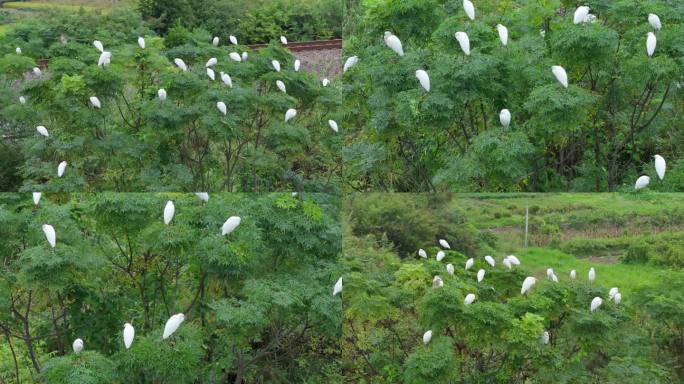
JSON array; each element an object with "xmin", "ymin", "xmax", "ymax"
[
  {"xmin": 464, "ymin": 293, "xmax": 476, "ymax": 305},
  {"xmin": 635, "ymin": 175, "xmax": 650, "ymax": 190},
  {"xmin": 465, "ymin": 258, "xmax": 474, "ymax": 270},
  {"xmin": 590, "ymin": 297, "xmax": 603, "ymax": 312},
  {"xmin": 33, "ymin": 192, "xmax": 41, "ymax": 205},
  {"xmin": 207, "ymin": 68, "xmax": 216, "ymax": 80},
  {"xmin": 463, "ymin": 0, "xmax": 475, "ymax": 20},
  {"xmin": 423, "ymin": 330, "xmax": 432, "ymax": 344},
  {"xmin": 573, "ymin": 6, "xmax": 590, "ymax": 25},
  {"xmin": 206, "ymin": 58, "xmax": 218, "ymax": 67},
  {"xmin": 98, "ymin": 52, "xmax": 111, "ymax": 67},
  {"xmin": 174, "ymin": 58, "xmax": 188, "ymax": 71},
  {"xmin": 654, "ymin": 155, "xmax": 666, "ymax": 180},
  {"xmin": 343, "ymin": 56, "xmax": 359, "ymax": 72},
  {"xmin": 89, "ymin": 96, "xmax": 101, "ymax": 109},
  {"xmin": 162, "ymin": 313, "xmax": 185, "ymax": 339},
  {"xmin": 647, "ymin": 32, "xmax": 657, "ymax": 57},
  {"xmin": 648, "ymin": 14, "xmax": 661, "ymax": 31},
  {"xmin": 19, "ymin": 96, "xmax": 26, "ymax": 104},
  {"xmin": 500, "ymin": 109, "xmax": 511, "ymax": 128},
  {"xmin": 329, "ymin": 120, "xmax": 339, "ymax": 133},
  {"xmin": 57, "ymin": 161, "xmax": 67, "ymax": 177},
  {"xmin": 588, "ymin": 267, "xmax": 596, "ymax": 283},
  {"xmin": 384, "ymin": 32, "xmax": 404, "ymax": 56},
  {"xmin": 546, "ymin": 268, "xmax": 555, "ymax": 279},
  {"xmin": 436, "ymin": 250, "xmax": 445, "ymax": 262},
  {"xmin": 322, "ymin": 78, "xmax": 330, "ymax": 87},
  {"xmin": 418, "ymin": 249, "xmax": 427, "ymax": 258},
  {"xmin": 123, "ymin": 323, "xmax": 134, "ymax": 349},
  {"xmin": 42, "ymin": 224, "xmax": 56, "ymax": 248},
  {"xmin": 507, "ymin": 255, "xmax": 520, "ymax": 265},
  {"xmin": 276, "ymin": 80, "xmax": 287, "ymax": 94},
  {"xmin": 73, "ymin": 338, "xmax": 83, "ymax": 353},
  {"xmin": 446, "ymin": 263, "xmax": 455, "ymax": 275},
  {"xmin": 138, "ymin": 37, "xmax": 145, "ymax": 49},
  {"xmin": 333, "ymin": 277, "xmax": 343, "ymax": 296},
  {"xmin": 552, "ymin": 66, "xmax": 568, "ymax": 88},
  {"xmin": 222, "ymin": 216, "xmax": 241, "ymax": 235},
  {"xmin": 541, "ymin": 331, "xmax": 549, "ymax": 344},
  {"xmin": 217, "ymin": 101, "xmax": 227, "ymax": 116},
  {"xmin": 15, "ymin": 47, "xmax": 21, "ymax": 55},
  {"xmin": 212, "ymin": 36, "xmax": 219, "ymax": 46},
  {"xmin": 36, "ymin": 126, "xmax": 49, "ymax": 137},
  {"xmin": 93, "ymin": 40, "xmax": 104, "ymax": 52},
  {"xmin": 280, "ymin": 36, "xmax": 288, "ymax": 45},
  {"xmin": 570, "ymin": 269, "xmax": 576, "ymax": 279},
  {"xmin": 521, "ymin": 276, "xmax": 536, "ymax": 295},
  {"xmin": 415, "ymin": 70, "xmax": 430, "ymax": 92},
  {"xmin": 294, "ymin": 59, "xmax": 300, "ymax": 72},
  {"xmin": 163, "ymin": 201, "xmax": 175, "ymax": 225},
  {"xmin": 439, "ymin": 239, "xmax": 450, "ymax": 249},
  {"xmin": 613, "ymin": 293, "xmax": 622, "ymax": 305},
  {"xmin": 484, "ymin": 255, "xmax": 495, "ymax": 267},
  {"xmin": 242, "ymin": 52, "xmax": 248, "ymax": 61},
  {"xmin": 158, "ymin": 88, "xmax": 167, "ymax": 102},
  {"xmin": 229, "ymin": 35, "xmax": 238, "ymax": 45},
  {"xmin": 503, "ymin": 258, "xmax": 512, "ymax": 269},
  {"xmin": 477, "ymin": 269, "xmax": 485, "ymax": 282},
  {"xmin": 550, "ymin": 273, "xmax": 558, "ymax": 282},
  {"xmin": 496, "ymin": 24, "xmax": 508, "ymax": 46},
  {"xmin": 221, "ymin": 72, "xmax": 233, "ymax": 88},
  {"xmin": 285, "ymin": 108, "xmax": 297, "ymax": 122},
  {"xmin": 195, "ymin": 192, "xmax": 209, "ymax": 202},
  {"xmin": 432, "ymin": 276, "xmax": 444, "ymax": 288},
  {"xmin": 229, "ymin": 52, "xmax": 242, "ymax": 62},
  {"xmin": 454, "ymin": 32, "xmax": 470, "ymax": 55},
  {"xmin": 609, "ymin": 287, "xmax": 619, "ymax": 300},
  {"xmin": 33, "ymin": 67, "xmax": 42, "ymax": 77},
  {"xmin": 272, "ymin": 60, "xmax": 281, "ymax": 72}
]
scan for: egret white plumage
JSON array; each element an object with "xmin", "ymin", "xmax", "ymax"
[
  {"xmin": 329, "ymin": 120, "xmax": 339, "ymax": 133},
  {"xmin": 439, "ymin": 239, "xmax": 450, "ymax": 249},
  {"xmin": 73, "ymin": 338, "xmax": 83, "ymax": 353},
  {"xmin": 285, "ymin": 108, "xmax": 297, "ymax": 122},
  {"xmin": 294, "ymin": 59, "xmax": 300, "ymax": 72},
  {"xmin": 521, "ymin": 276, "xmax": 536, "ymax": 295},
  {"xmin": 541, "ymin": 331, "xmax": 549, "ymax": 344},
  {"xmin": 590, "ymin": 297, "xmax": 603, "ymax": 312},
  {"xmin": 33, "ymin": 67, "xmax": 42, "ymax": 77},
  {"xmin": 19, "ymin": 96, "xmax": 26, "ymax": 104},
  {"xmin": 33, "ymin": 192, "xmax": 41, "ymax": 205},
  {"xmin": 648, "ymin": 13, "xmax": 661, "ymax": 31},
  {"xmin": 98, "ymin": 52, "xmax": 111, "ymax": 67},
  {"xmin": 434, "ymin": 251, "xmax": 445, "ymax": 262},
  {"xmin": 503, "ymin": 258, "xmax": 512, "ymax": 269},
  {"xmin": 343, "ymin": 56, "xmax": 359, "ymax": 72},
  {"xmin": 36, "ymin": 126, "xmax": 49, "ymax": 137},
  {"xmin": 447, "ymin": 263, "xmax": 455, "ymax": 275},
  {"xmin": 609, "ymin": 287, "xmax": 619, "ymax": 300},
  {"xmin": 229, "ymin": 52, "xmax": 242, "ymax": 62},
  {"xmin": 463, "ymin": 0, "xmax": 475, "ymax": 20},
  {"xmin": 570, "ymin": 269, "xmax": 576, "ymax": 279},
  {"xmin": 654, "ymin": 155, "xmax": 666, "ymax": 180},
  {"xmin": 229, "ymin": 35, "xmax": 238, "ymax": 45},
  {"xmin": 276, "ymin": 80, "xmax": 287, "ymax": 93},
  {"xmin": 242, "ymin": 52, "xmax": 248, "ymax": 61},
  {"xmin": 496, "ymin": 24, "xmax": 508, "ymax": 46},
  {"xmin": 280, "ymin": 36, "xmax": 288, "ymax": 45},
  {"xmin": 465, "ymin": 258, "xmax": 474, "ymax": 270},
  {"xmin": 195, "ymin": 192, "xmax": 209, "ymax": 202},
  {"xmin": 207, "ymin": 68, "xmax": 216, "ymax": 80},
  {"xmin": 507, "ymin": 255, "xmax": 520, "ymax": 265},
  {"xmin": 550, "ymin": 273, "xmax": 558, "ymax": 282},
  {"xmin": 552, "ymin": 66, "xmax": 568, "ymax": 88},
  {"xmin": 477, "ymin": 269, "xmax": 485, "ymax": 282},
  {"xmin": 333, "ymin": 277, "xmax": 343, "ymax": 296},
  {"xmin": 174, "ymin": 58, "xmax": 188, "ymax": 71},
  {"xmin": 588, "ymin": 267, "xmax": 596, "ymax": 283},
  {"xmin": 57, "ymin": 161, "xmax": 67, "ymax": 177},
  {"xmin": 423, "ymin": 330, "xmax": 432, "ymax": 344},
  {"xmin": 573, "ymin": 6, "xmax": 590, "ymax": 24},
  {"xmin": 635, "ymin": 175, "xmax": 650, "ymax": 190},
  {"xmin": 93, "ymin": 40, "xmax": 104, "ymax": 52},
  {"xmin": 384, "ymin": 32, "xmax": 404, "ymax": 56},
  {"xmin": 464, "ymin": 293, "xmax": 476, "ymax": 305},
  {"xmin": 272, "ymin": 60, "xmax": 281, "ymax": 72},
  {"xmin": 123, "ymin": 323, "xmax": 134, "ymax": 349},
  {"xmin": 158, "ymin": 88, "xmax": 167, "ymax": 101},
  {"xmin": 212, "ymin": 36, "xmax": 219, "ymax": 46},
  {"xmin": 613, "ymin": 293, "xmax": 622, "ymax": 305},
  {"xmin": 418, "ymin": 249, "xmax": 427, "ymax": 258},
  {"xmin": 162, "ymin": 313, "xmax": 185, "ymax": 339},
  {"xmin": 415, "ymin": 70, "xmax": 430, "ymax": 92},
  {"xmin": 484, "ymin": 255, "xmax": 495, "ymax": 267},
  {"xmin": 222, "ymin": 216, "xmax": 241, "ymax": 235},
  {"xmin": 546, "ymin": 268, "xmax": 555, "ymax": 279},
  {"xmin": 89, "ymin": 96, "xmax": 101, "ymax": 108},
  {"xmin": 432, "ymin": 276, "xmax": 444, "ymax": 288},
  {"xmin": 322, "ymin": 78, "xmax": 330, "ymax": 86},
  {"xmin": 42, "ymin": 224, "xmax": 56, "ymax": 248},
  {"xmin": 138, "ymin": 37, "xmax": 145, "ymax": 49},
  {"xmin": 206, "ymin": 57, "xmax": 218, "ymax": 67},
  {"xmin": 163, "ymin": 201, "xmax": 175, "ymax": 225},
  {"xmin": 15, "ymin": 47, "xmax": 21, "ymax": 55},
  {"xmin": 454, "ymin": 32, "xmax": 470, "ymax": 55},
  {"xmin": 221, "ymin": 72, "xmax": 233, "ymax": 88},
  {"xmin": 647, "ymin": 32, "xmax": 657, "ymax": 57},
  {"xmin": 500, "ymin": 109, "xmax": 511, "ymax": 128}
]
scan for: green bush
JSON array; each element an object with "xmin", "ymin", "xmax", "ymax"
[{"xmin": 623, "ymin": 243, "xmax": 651, "ymax": 264}]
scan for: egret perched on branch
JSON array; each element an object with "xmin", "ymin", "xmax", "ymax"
[
  {"xmin": 276, "ymin": 80, "xmax": 287, "ymax": 94},
  {"xmin": 222, "ymin": 216, "xmax": 241, "ymax": 235},
  {"xmin": 123, "ymin": 323, "xmax": 134, "ymax": 349},
  {"xmin": 588, "ymin": 267, "xmax": 596, "ymax": 283},
  {"xmin": 221, "ymin": 72, "xmax": 233, "ymax": 88},
  {"xmin": 423, "ymin": 330, "xmax": 432, "ymax": 344},
  {"xmin": 432, "ymin": 276, "xmax": 444, "ymax": 288},
  {"xmin": 36, "ymin": 126, "xmax": 49, "ymax": 137},
  {"xmin": 174, "ymin": 58, "xmax": 188, "ymax": 71},
  {"xmin": 329, "ymin": 120, "xmax": 339, "ymax": 133},
  {"xmin": 19, "ymin": 96, "xmax": 26, "ymax": 104},
  {"xmin": 521, "ymin": 276, "xmax": 536, "ymax": 295},
  {"xmin": 229, "ymin": 52, "xmax": 242, "ymax": 62},
  {"xmin": 212, "ymin": 36, "xmax": 219, "ymax": 46},
  {"xmin": 93, "ymin": 40, "xmax": 104, "ymax": 52},
  {"xmin": 635, "ymin": 175, "xmax": 650, "ymax": 190},
  {"xmin": 73, "ymin": 339, "xmax": 83, "ymax": 353},
  {"xmin": 436, "ymin": 251, "xmax": 445, "ymax": 262},
  {"xmin": 496, "ymin": 24, "xmax": 508, "ymax": 46},
  {"xmin": 552, "ymin": 66, "xmax": 568, "ymax": 88},
  {"xmin": 162, "ymin": 313, "xmax": 185, "ymax": 339},
  {"xmin": 333, "ymin": 277, "xmax": 343, "ymax": 296},
  {"xmin": 138, "ymin": 37, "xmax": 145, "ymax": 49},
  {"xmin": 322, "ymin": 78, "xmax": 330, "ymax": 87},
  {"xmin": 500, "ymin": 109, "xmax": 511, "ymax": 128},
  {"xmin": 158, "ymin": 89, "xmax": 167, "ymax": 102},
  {"xmin": 415, "ymin": 70, "xmax": 430, "ymax": 92},
  {"xmin": 463, "ymin": 0, "xmax": 475, "ymax": 20},
  {"xmin": 446, "ymin": 263, "xmax": 454, "ymax": 275},
  {"xmin": 439, "ymin": 239, "xmax": 450, "ymax": 249},
  {"xmin": 465, "ymin": 258, "xmax": 474, "ymax": 270},
  {"xmin": 343, "ymin": 56, "xmax": 359, "ymax": 72},
  {"xmin": 163, "ymin": 201, "xmax": 175, "ymax": 225},
  {"xmin": 570, "ymin": 269, "xmax": 576, "ymax": 279},
  {"xmin": 98, "ymin": 52, "xmax": 111, "ymax": 67},
  {"xmin": 285, "ymin": 108, "xmax": 297, "ymax": 122},
  {"xmin": 384, "ymin": 32, "xmax": 404, "ymax": 56},
  {"xmin": 648, "ymin": 14, "xmax": 662, "ymax": 31},
  {"xmin": 195, "ymin": 192, "xmax": 209, "ymax": 202},
  {"xmin": 294, "ymin": 60, "xmax": 300, "ymax": 72},
  {"xmin": 33, "ymin": 192, "xmax": 41, "ymax": 205},
  {"xmin": 477, "ymin": 269, "xmax": 485, "ymax": 282},
  {"xmin": 206, "ymin": 58, "xmax": 218, "ymax": 67},
  {"xmin": 418, "ymin": 249, "xmax": 427, "ymax": 258},
  {"xmin": 89, "ymin": 96, "xmax": 101, "ymax": 109},
  {"xmin": 229, "ymin": 35, "xmax": 238, "ymax": 45},
  {"xmin": 646, "ymin": 32, "xmax": 657, "ymax": 57},
  {"xmin": 454, "ymin": 32, "xmax": 470, "ymax": 55},
  {"xmin": 272, "ymin": 60, "xmax": 281, "ymax": 72},
  {"xmin": 15, "ymin": 47, "xmax": 21, "ymax": 55},
  {"xmin": 484, "ymin": 255, "xmax": 495, "ymax": 267},
  {"xmin": 57, "ymin": 161, "xmax": 67, "ymax": 177},
  {"xmin": 464, "ymin": 293, "xmax": 476, "ymax": 305},
  {"xmin": 207, "ymin": 68, "xmax": 216, "ymax": 80},
  {"xmin": 590, "ymin": 297, "xmax": 603, "ymax": 312},
  {"xmin": 654, "ymin": 155, "xmax": 666, "ymax": 180},
  {"xmin": 42, "ymin": 224, "xmax": 56, "ymax": 248},
  {"xmin": 573, "ymin": 6, "xmax": 590, "ymax": 24},
  {"xmin": 217, "ymin": 101, "xmax": 227, "ymax": 116}
]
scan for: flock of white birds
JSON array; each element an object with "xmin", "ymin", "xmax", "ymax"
[
  {"xmin": 420, "ymin": 236, "xmax": 621, "ymax": 346},
  {"xmin": 343, "ymin": 1, "xmax": 669, "ymax": 190},
  {"xmin": 33, "ymin": 192, "xmax": 343, "ymax": 355}
]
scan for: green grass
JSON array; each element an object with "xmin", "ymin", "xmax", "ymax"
[{"xmin": 3, "ymin": 2, "xmax": 96, "ymax": 11}]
